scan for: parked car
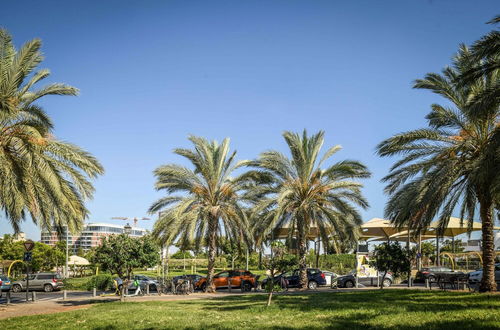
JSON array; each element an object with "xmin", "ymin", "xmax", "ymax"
[
  {"xmin": 337, "ymin": 271, "xmax": 394, "ymax": 288},
  {"xmin": 0, "ymin": 275, "xmax": 12, "ymax": 297},
  {"xmin": 415, "ymin": 267, "xmax": 463, "ymax": 282},
  {"xmin": 196, "ymin": 270, "xmax": 257, "ymax": 291},
  {"xmin": 468, "ymin": 263, "xmax": 500, "ymax": 285},
  {"xmin": 260, "ymin": 268, "xmax": 327, "ymax": 290},
  {"xmin": 116, "ymin": 275, "xmax": 159, "ymax": 292},
  {"xmin": 11, "ymin": 272, "xmax": 64, "ymax": 292},
  {"xmin": 321, "ymin": 271, "xmax": 337, "ymax": 287}
]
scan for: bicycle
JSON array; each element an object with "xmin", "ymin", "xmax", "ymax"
[
  {"xmin": 175, "ymin": 277, "xmax": 192, "ymax": 295},
  {"xmin": 157, "ymin": 277, "xmax": 175, "ymax": 295}
]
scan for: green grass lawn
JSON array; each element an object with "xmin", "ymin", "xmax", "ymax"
[{"xmin": 3, "ymin": 290, "xmax": 500, "ymax": 329}]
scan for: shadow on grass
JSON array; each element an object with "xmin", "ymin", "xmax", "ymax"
[
  {"xmin": 55, "ymin": 298, "xmax": 118, "ymax": 307},
  {"xmin": 188, "ymin": 289, "xmax": 500, "ymax": 317}
]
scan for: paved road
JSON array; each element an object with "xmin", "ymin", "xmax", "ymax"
[{"xmin": 0, "ymin": 291, "xmax": 94, "ymax": 304}]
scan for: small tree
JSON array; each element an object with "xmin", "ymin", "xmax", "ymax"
[
  {"xmin": 371, "ymin": 242, "xmax": 410, "ymax": 289},
  {"xmin": 264, "ymin": 241, "xmax": 297, "ymax": 306},
  {"xmin": 92, "ymin": 234, "xmax": 159, "ymax": 301}
]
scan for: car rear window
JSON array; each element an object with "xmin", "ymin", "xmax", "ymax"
[
  {"xmin": 37, "ymin": 275, "xmax": 52, "ymax": 280},
  {"xmin": 308, "ymin": 269, "xmax": 321, "ymax": 275}
]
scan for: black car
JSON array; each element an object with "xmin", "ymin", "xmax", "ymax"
[
  {"xmin": 261, "ymin": 268, "xmax": 327, "ymax": 290},
  {"xmin": 337, "ymin": 271, "xmax": 394, "ymax": 288},
  {"xmin": 415, "ymin": 267, "xmax": 463, "ymax": 283}
]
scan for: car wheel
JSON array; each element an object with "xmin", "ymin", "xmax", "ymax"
[
  {"xmin": 382, "ymin": 279, "xmax": 392, "ymax": 287},
  {"xmin": 308, "ymin": 281, "xmax": 318, "ymax": 290},
  {"xmin": 44, "ymin": 284, "xmax": 54, "ymax": 292},
  {"xmin": 200, "ymin": 283, "xmax": 207, "ymax": 292},
  {"xmin": 150, "ymin": 284, "xmax": 157, "ymax": 292},
  {"xmin": 12, "ymin": 284, "xmax": 22, "ymax": 293},
  {"xmin": 428, "ymin": 276, "xmax": 436, "ymax": 283},
  {"xmin": 241, "ymin": 282, "xmax": 253, "ymax": 292},
  {"xmin": 345, "ymin": 280, "xmax": 354, "ymax": 288}
]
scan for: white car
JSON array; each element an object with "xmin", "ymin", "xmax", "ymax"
[{"xmin": 468, "ymin": 263, "xmax": 500, "ymax": 284}]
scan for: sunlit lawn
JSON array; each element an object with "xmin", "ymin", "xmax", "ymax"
[{"xmin": 3, "ymin": 290, "xmax": 499, "ymax": 329}]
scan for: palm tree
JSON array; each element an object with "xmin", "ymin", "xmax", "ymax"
[
  {"xmin": 149, "ymin": 136, "xmax": 250, "ymax": 292},
  {"xmin": 248, "ymin": 130, "xmax": 370, "ymax": 288},
  {"xmin": 458, "ymin": 15, "xmax": 499, "ymax": 116},
  {"xmin": 377, "ymin": 46, "xmax": 499, "ymax": 292},
  {"xmin": 0, "ymin": 29, "xmax": 103, "ymax": 233}
]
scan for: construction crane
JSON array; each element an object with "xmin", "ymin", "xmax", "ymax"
[{"xmin": 111, "ymin": 216, "xmax": 151, "ymax": 227}]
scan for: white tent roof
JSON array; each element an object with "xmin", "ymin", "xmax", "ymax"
[{"xmin": 68, "ymin": 255, "xmax": 90, "ymax": 266}]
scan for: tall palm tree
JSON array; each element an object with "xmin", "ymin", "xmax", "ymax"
[
  {"xmin": 377, "ymin": 46, "xmax": 499, "ymax": 292},
  {"xmin": 0, "ymin": 29, "xmax": 103, "ymax": 233},
  {"xmin": 150, "ymin": 136, "xmax": 250, "ymax": 292},
  {"xmin": 248, "ymin": 130, "xmax": 370, "ymax": 288},
  {"xmin": 459, "ymin": 15, "xmax": 499, "ymax": 116}
]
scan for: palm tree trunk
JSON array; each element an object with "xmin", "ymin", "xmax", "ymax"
[
  {"xmin": 206, "ymin": 215, "xmax": 217, "ymax": 293},
  {"xmin": 297, "ymin": 223, "xmax": 308, "ymax": 289},
  {"xmin": 478, "ymin": 195, "xmax": 497, "ymax": 292}
]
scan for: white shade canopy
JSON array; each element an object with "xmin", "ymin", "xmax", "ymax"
[{"xmin": 68, "ymin": 255, "xmax": 90, "ymax": 266}]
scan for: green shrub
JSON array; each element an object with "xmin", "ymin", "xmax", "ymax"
[
  {"xmin": 312, "ymin": 254, "xmax": 356, "ymax": 274},
  {"xmin": 63, "ymin": 277, "xmax": 89, "ymax": 290},
  {"xmin": 85, "ymin": 274, "xmax": 114, "ymax": 291}
]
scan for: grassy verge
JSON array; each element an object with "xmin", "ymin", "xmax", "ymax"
[{"xmin": 3, "ymin": 290, "xmax": 499, "ymax": 329}]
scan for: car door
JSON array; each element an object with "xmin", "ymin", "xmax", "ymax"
[
  {"xmin": 286, "ymin": 270, "xmax": 300, "ymax": 287},
  {"xmin": 214, "ymin": 271, "xmax": 229, "ymax": 288},
  {"xmin": 33, "ymin": 274, "xmax": 47, "ymax": 289},
  {"xmin": 229, "ymin": 271, "xmax": 242, "ymax": 288}
]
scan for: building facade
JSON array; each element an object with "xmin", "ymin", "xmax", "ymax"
[{"xmin": 40, "ymin": 223, "xmax": 148, "ymax": 252}]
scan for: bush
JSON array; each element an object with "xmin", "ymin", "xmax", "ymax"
[
  {"xmin": 63, "ymin": 277, "xmax": 89, "ymax": 291},
  {"xmin": 85, "ymin": 274, "xmax": 115, "ymax": 291},
  {"xmin": 312, "ymin": 254, "xmax": 356, "ymax": 274},
  {"xmin": 170, "ymin": 251, "xmax": 193, "ymax": 259}
]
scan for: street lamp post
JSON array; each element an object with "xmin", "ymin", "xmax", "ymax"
[
  {"xmin": 65, "ymin": 228, "xmax": 69, "ymax": 278},
  {"xmin": 23, "ymin": 240, "xmax": 35, "ymax": 303}
]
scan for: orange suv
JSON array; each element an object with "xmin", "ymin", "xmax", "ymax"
[{"xmin": 197, "ymin": 270, "xmax": 257, "ymax": 292}]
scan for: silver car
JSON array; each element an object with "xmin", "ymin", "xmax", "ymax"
[
  {"xmin": 11, "ymin": 272, "xmax": 64, "ymax": 292},
  {"xmin": 468, "ymin": 263, "xmax": 500, "ymax": 285}
]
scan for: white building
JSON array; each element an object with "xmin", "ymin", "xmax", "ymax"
[{"xmin": 40, "ymin": 222, "xmax": 148, "ymax": 252}]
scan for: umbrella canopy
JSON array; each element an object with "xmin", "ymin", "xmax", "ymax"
[
  {"xmin": 369, "ymin": 230, "xmax": 437, "ymax": 243},
  {"xmin": 421, "ymin": 217, "xmax": 482, "ymax": 237},
  {"xmin": 68, "ymin": 255, "xmax": 90, "ymax": 266},
  {"xmin": 359, "ymin": 218, "xmax": 405, "ymax": 240}
]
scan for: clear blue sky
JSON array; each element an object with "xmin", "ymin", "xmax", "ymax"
[{"xmin": 0, "ymin": 0, "xmax": 497, "ymax": 240}]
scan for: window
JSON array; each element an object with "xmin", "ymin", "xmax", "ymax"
[
  {"xmin": 216, "ymin": 272, "xmax": 229, "ymax": 278},
  {"xmin": 37, "ymin": 275, "xmax": 52, "ymax": 280}
]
